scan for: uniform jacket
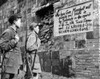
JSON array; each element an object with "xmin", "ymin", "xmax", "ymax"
[
  {"xmin": 27, "ymin": 31, "xmax": 41, "ymax": 51},
  {"xmin": 0, "ymin": 27, "xmax": 22, "ymax": 74}
]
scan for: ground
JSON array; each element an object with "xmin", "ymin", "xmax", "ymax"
[{"xmin": 0, "ymin": 69, "xmax": 90, "ymax": 79}]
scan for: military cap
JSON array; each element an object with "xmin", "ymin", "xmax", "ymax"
[{"xmin": 8, "ymin": 14, "xmax": 22, "ymax": 24}]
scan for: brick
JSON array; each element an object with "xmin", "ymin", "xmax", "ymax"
[
  {"xmin": 86, "ymin": 39, "xmax": 99, "ymax": 49},
  {"xmin": 93, "ymin": 27, "xmax": 99, "ymax": 39}
]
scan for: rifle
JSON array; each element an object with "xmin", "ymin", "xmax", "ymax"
[
  {"xmin": 31, "ymin": 49, "xmax": 37, "ymax": 71},
  {"xmin": 24, "ymin": 30, "xmax": 34, "ymax": 79},
  {"xmin": 0, "ymin": 34, "xmax": 7, "ymax": 79},
  {"xmin": 1, "ymin": 50, "xmax": 6, "ymax": 79}
]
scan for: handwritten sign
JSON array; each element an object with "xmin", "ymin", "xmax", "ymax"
[{"xmin": 54, "ymin": 1, "xmax": 93, "ymax": 36}]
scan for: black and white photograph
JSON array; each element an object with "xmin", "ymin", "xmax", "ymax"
[{"xmin": 0, "ymin": 0, "xmax": 100, "ymax": 79}]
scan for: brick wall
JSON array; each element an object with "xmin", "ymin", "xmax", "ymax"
[{"xmin": 38, "ymin": 0, "xmax": 100, "ymax": 79}]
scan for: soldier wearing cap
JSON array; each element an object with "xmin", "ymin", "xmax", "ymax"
[
  {"xmin": 26, "ymin": 22, "xmax": 41, "ymax": 79},
  {"xmin": 0, "ymin": 14, "xmax": 23, "ymax": 79}
]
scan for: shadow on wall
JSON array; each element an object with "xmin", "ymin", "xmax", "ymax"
[{"xmin": 38, "ymin": 51, "xmax": 76, "ymax": 78}]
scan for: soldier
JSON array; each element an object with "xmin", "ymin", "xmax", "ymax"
[
  {"xmin": 26, "ymin": 22, "xmax": 41, "ymax": 79},
  {"xmin": 0, "ymin": 14, "xmax": 23, "ymax": 79}
]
